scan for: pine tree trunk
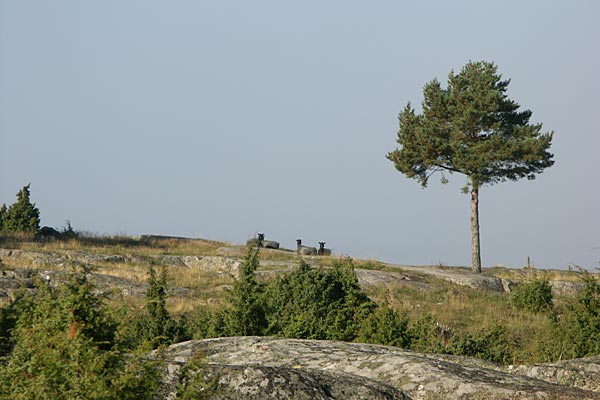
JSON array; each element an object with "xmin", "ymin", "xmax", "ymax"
[{"xmin": 470, "ymin": 181, "xmax": 482, "ymax": 273}]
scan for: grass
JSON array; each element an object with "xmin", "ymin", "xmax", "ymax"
[
  {"xmin": 363, "ymin": 275, "xmax": 572, "ymax": 364},
  {"xmin": 0, "ymin": 232, "xmax": 226, "ymax": 257},
  {"xmin": 483, "ymin": 265, "xmax": 585, "ymax": 282},
  {"xmin": 2, "ymin": 232, "xmax": 598, "ymax": 364}
]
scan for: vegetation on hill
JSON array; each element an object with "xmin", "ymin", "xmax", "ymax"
[
  {"xmin": 0, "ymin": 184, "xmax": 40, "ymax": 234},
  {"xmin": 0, "ymin": 266, "xmax": 161, "ymax": 399},
  {"xmin": 0, "ymin": 234, "xmax": 599, "ymax": 398}
]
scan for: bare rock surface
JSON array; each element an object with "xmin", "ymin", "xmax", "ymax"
[
  {"xmin": 155, "ymin": 336, "xmax": 600, "ymax": 399},
  {"xmin": 549, "ymin": 281, "xmax": 586, "ymax": 296},
  {"xmin": 508, "ymin": 356, "xmax": 600, "ymax": 393},
  {"xmin": 397, "ymin": 265, "xmax": 506, "ymax": 292},
  {"xmin": 0, "ymin": 268, "xmax": 152, "ymax": 301},
  {"xmin": 1, "ymin": 247, "xmax": 594, "ymax": 301}
]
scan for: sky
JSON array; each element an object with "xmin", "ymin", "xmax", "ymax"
[{"xmin": 1, "ymin": 1, "xmax": 599, "ymax": 270}]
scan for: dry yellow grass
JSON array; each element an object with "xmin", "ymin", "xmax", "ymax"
[
  {"xmin": 483, "ymin": 265, "xmax": 587, "ymax": 282},
  {"xmin": 1, "ymin": 233, "xmax": 226, "ymax": 257},
  {"xmin": 3, "ymin": 231, "xmax": 596, "ymax": 364},
  {"xmin": 363, "ymin": 275, "xmax": 563, "ymax": 364}
]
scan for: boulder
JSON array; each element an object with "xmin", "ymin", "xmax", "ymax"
[{"xmin": 154, "ymin": 337, "xmax": 600, "ymax": 399}]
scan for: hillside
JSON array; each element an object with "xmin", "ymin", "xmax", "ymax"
[{"xmin": 1, "ymin": 234, "xmax": 599, "ymax": 399}]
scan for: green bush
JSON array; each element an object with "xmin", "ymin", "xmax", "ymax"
[
  {"xmin": 118, "ymin": 264, "xmax": 184, "ymax": 350},
  {"xmin": 176, "ymin": 352, "xmax": 220, "ymax": 400},
  {"xmin": 0, "ymin": 267, "xmax": 161, "ymax": 399},
  {"xmin": 193, "ymin": 250, "xmax": 379, "ymax": 342},
  {"xmin": 406, "ymin": 314, "xmax": 448, "ymax": 354},
  {"xmin": 60, "ymin": 220, "xmax": 79, "ymax": 240},
  {"xmin": 0, "ymin": 184, "xmax": 40, "ymax": 233},
  {"xmin": 510, "ymin": 279, "xmax": 553, "ymax": 313},
  {"xmin": 263, "ymin": 259, "xmax": 374, "ymax": 341},
  {"xmin": 356, "ymin": 304, "xmax": 410, "ymax": 347},
  {"xmin": 551, "ymin": 271, "xmax": 600, "ymax": 359},
  {"xmin": 0, "ymin": 205, "xmax": 6, "ymax": 232},
  {"xmin": 405, "ymin": 314, "xmax": 514, "ymax": 364},
  {"xmin": 446, "ymin": 324, "xmax": 513, "ymax": 364},
  {"xmin": 224, "ymin": 246, "xmax": 267, "ymax": 336},
  {"xmin": 180, "ymin": 307, "xmax": 229, "ymax": 340}
]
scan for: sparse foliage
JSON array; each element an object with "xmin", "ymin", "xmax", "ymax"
[
  {"xmin": 176, "ymin": 352, "xmax": 220, "ymax": 400},
  {"xmin": 61, "ymin": 220, "xmax": 79, "ymax": 240}
]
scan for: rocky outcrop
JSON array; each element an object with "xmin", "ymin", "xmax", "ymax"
[
  {"xmin": 155, "ymin": 336, "xmax": 600, "ymax": 399},
  {"xmin": 172, "ymin": 256, "xmax": 241, "ymax": 277},
  {"xmin": 0, "ymin": 268, "xmax": 153, "ymax": 302},
  {"xmin": 508, "ymin": 356, "xmax": 600, "ymax": 393},
  {"xmin": 1, "ymin": 248, "xmax": 593, "ymax": 302},
  {"xmin": 0, "ymin": 249, "xmax": 241, "ymax": 277},
  {"xmin": 549, "ymin": 281, "xmax": 586, "ymax": 296},
  {"xmin": 406, "ymin": 266, "xmax": 506, "ymax": 291}
]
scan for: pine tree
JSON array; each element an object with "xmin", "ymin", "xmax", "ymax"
[
  {"xmin": 226, "ymin": 246, "xmax": 267, "ymax": 336},
  {"xmin": 387, "ymin": 61, "xmax": 554, "ymax": 272},
  {"xmin": 119, "ymin": 264, "xmax": 181, "ymax": 350},
  {"xmin": 144, "ymin": 264, "xmax": 179, "ymax": 346},
  {"xmin": 3, "ymin": 184, "xmax": 41, "ymax": 233},
  {"xmin": 0, "ymin": 204, "xmax": 6, "ymax": 232}
]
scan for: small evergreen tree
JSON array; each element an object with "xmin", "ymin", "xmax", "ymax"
[
  {"xmin": 3, "ymin": 184, "xmax": 41, "ymax": 233},
  {"xmin": 120, "ymin": 264, "xmax": 181, "ymax": 350},
  {"xmin": 0, "ymin": 267, "xmax": 160, "ymax": 399},
  {"xmin": 0, "ymin": 204, "xmax": 7, "ymax": 231},
  {"xmin": 226, "ymin": 246, "xmax": 267, "ymax": 336}
]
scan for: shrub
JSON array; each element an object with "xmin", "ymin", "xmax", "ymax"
[
  {"xmin": 180, "ymin": 307, "xmax": 229, "ymax": 340},
  {"xmin": 263, "ymin": 259, "xmax": 374, "ymax": 341},
  {"xmin": 224, "ymin": 246, "xmax": 267, "ymax": 336},
  {"xmin": 356, "ymin": 303, "xmax": 410, "ymax": 347},
  {"xmin": 446, "ymin": 324, "xmax": 513, "ymax": 364},
  {"xmin": 61, "ymin": 220, "xmax": 79, "ymax": 240},
  {"xmin": 184, "ymin": 252, "xmax": 377, "ymax": 342},
  {"xmin": 1, "ymin": 184, "xmax": 40, "ymax": 233},
  {"xmin": 118, "ymin": 264, "xmax": 183, "ymax": 350},
  {"xmin": 551, "ymin": 270, "xmax": 600, "ymax": 359},
  {"xmin": 510, "ymin": 278, "xmax": 554, "ymax": 313},
  {"xmin": 0, "ymin": 204, "xmax": 6, "ymax": 231},
  {"xmin": 406, "ymin": 314, "xmax": 448, "ymax": 354},
  {"xmin": 0, "ymin": 267, "xmax": 160, "ymax": 399},
  {"xmin": 176, "ymin": 352, "xmax": 220, "ymax": 399}
]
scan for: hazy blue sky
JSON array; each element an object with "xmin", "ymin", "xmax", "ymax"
[{"xmin": 1, "ymin": 1, "xmax": 599, "ymax": 269}]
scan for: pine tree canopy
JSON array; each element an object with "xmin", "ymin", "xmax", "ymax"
[
  {"xmin": 3, "ymin": 184, "xmax": 41, "ymax": 233},
  {"xmin": 386, "ymin": 61, "xmax": 554, "ymax": 188}
]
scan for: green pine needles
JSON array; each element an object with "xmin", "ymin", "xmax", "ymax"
[
  {"xmin": 119, "ymin": 263, "xmax": 184, "ymax": 350},
  {"xmin": 387, "ymin": 61, "xmax": 554, "ymax": 272},
  {"xmin": 0, "ymin": 267, "xmax": 161, "ymax": 399},
  {"xmin": 0, "ymin": 184, "xmax": 41, "ymax": 233}
]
